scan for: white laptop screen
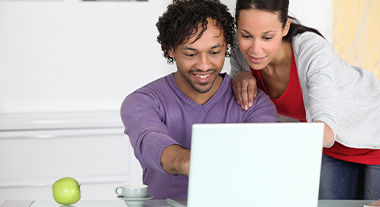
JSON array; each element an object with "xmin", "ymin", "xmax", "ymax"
[{"xmin": 186, "ymin": 123, "xmax": 324, "ymax": 207}]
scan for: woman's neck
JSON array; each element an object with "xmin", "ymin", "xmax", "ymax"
[
  {"xmin": 260, "ymin": 39, "xmax": 293, "ymax": 99},
  {"xmin": 266, "ymin": 39, "xmax": 292, "ymax": 73}
]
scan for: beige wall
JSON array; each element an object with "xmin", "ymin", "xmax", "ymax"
[{"xmin": 332, "ymin": 0, "xmax": 380, "ymax": 79}]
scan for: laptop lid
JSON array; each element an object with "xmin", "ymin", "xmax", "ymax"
[{"xmin": 186, "ymin": 122, "xmax": 324, "ymax": 207}]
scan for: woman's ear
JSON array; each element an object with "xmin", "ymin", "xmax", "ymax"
[{"xmin": 283, "ymin": 19, "xmax": 291, "ymax": 37}]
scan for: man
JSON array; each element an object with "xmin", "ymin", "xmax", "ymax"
[{"xmin": 120, "ymin": 0, "xmax": 278, "ymax": 199}]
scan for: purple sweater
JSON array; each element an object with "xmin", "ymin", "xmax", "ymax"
[{"xmin": 120, "ymin": 73, "xmax": 278, "ymax": 199}]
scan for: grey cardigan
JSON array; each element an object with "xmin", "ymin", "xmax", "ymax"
[{"xmin": 230, "ymin": 32, "xmax": 380, "ymax": 149}]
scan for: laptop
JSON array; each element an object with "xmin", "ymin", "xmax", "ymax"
[{"xmin": 167, "ymin": 122, "xmax": 324, "ymax": 207}]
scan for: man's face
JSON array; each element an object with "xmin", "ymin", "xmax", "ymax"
[{"xmin": 169, "ymin": 19, "xmax": 227, "ymax": 95}]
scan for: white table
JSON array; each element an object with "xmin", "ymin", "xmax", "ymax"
[{"xmin": 0, "ymin": 199, "xmax": 377, "ymax": 207}]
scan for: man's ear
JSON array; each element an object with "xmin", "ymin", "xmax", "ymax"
[
  {"xmin": 283, "ymin": 19, "xmax": 291, "ymax": 37},
  {"xmin": 168, "ymin": 48, "xmax": 175, "ymax": 58}
]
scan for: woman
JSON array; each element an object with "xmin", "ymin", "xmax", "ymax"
[{"xmin": 231, "ymin": 0, "xmax": 380, "ymax": 200}]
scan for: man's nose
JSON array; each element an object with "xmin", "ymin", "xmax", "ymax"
[{"xmin": 196, "ymin": 54, "xmax": 212, "ymax": 70}]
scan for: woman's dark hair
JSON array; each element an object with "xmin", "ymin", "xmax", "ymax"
[
  {"xmin": 156, "ymin": 0, "xmax": 235, "ymax": 64},
  {"xmin": 235, "ymin": 0, "xmax": 324, "ymax": 42}
]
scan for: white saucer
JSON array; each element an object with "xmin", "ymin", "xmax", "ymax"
[{"xmin": 117, "ymin": 196, "xmax": 154, "ymax": 206}]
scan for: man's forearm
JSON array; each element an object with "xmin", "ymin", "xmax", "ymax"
[{"xmin": 160, "ymin": 145, "xmax": 190, "ymax": 176}]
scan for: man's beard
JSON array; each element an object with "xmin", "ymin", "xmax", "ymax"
[{"xmin": 178, "ymin": 68, "xmax": 218, "ymax": 94}]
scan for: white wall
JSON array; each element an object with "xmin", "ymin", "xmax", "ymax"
[
  {"xmin": 0, "ymin": 0, "xmax": 173, "ymax": 113},
  {"xmin": 0, "ymin": 0, "xmax": 331, "ymax": 114},
  {"xmin": 289, "ymin": 0, "xmax": 332, "ymax": 43}
]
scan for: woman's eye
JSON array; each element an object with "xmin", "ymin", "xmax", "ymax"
[
  {"xmin": 241, "ymin": 35, "xmax": 250, "ymax": 39},
  {"xmin": 211, "ymin": 51, "xmax": 220, "ymax": 55},
  {"xmin": 263, "ymin": 37, "xmax": 273, "ymax": 40},
  {"xmin": 186, "ymin": 54, "xmax": 195, "ymax": 57}
]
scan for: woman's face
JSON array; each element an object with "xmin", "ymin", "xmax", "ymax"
[{"xmin": 237, "ymin": 9, "xmax": 289, "ymax": 70}]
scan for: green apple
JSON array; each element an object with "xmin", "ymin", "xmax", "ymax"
[{"xmin": 52, "ymin": 177, "xmax": 81, "ymax": 205}]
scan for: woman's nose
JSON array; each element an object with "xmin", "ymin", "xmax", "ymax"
[{"xmin": 249, "ymin": 40, "xmax": 262, "ymax": 54}]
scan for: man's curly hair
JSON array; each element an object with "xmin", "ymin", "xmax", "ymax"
[{"xmin": 156, "ymin": 0, "xmax": 235, "ymax": 64}]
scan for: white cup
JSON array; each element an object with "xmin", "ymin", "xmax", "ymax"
[{"xmin": 115, "ymin": 184, "xmax": 149, "ymax": 198}]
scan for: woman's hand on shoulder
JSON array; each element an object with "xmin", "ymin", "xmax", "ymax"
[{"xmin": 232, "ymin": 71, "xmax": 257, "ymax": 111}]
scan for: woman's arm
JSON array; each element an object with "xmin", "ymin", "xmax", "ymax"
[
  {"xmin": 293, "ymin": 32, "xmax": 339, "ymax": 146},
  {"xmin": 314, "ymin": 121, "xmax": 334, "ymax": 147},
  {"xmin": 232, "ymin": 71, "xmax": 257, "ymax": 111},
  {"xmin": 230, "ymin": 35, "xmax": 258, "ymax": 111}
]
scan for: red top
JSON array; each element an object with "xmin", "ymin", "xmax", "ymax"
[
  {"xmin": 251, "ymin": 53, "xmax": 306, "ymax": 122},
  {"xmin": 250, "ymin": 52, "xmax": 380, "ymax": 165}
]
